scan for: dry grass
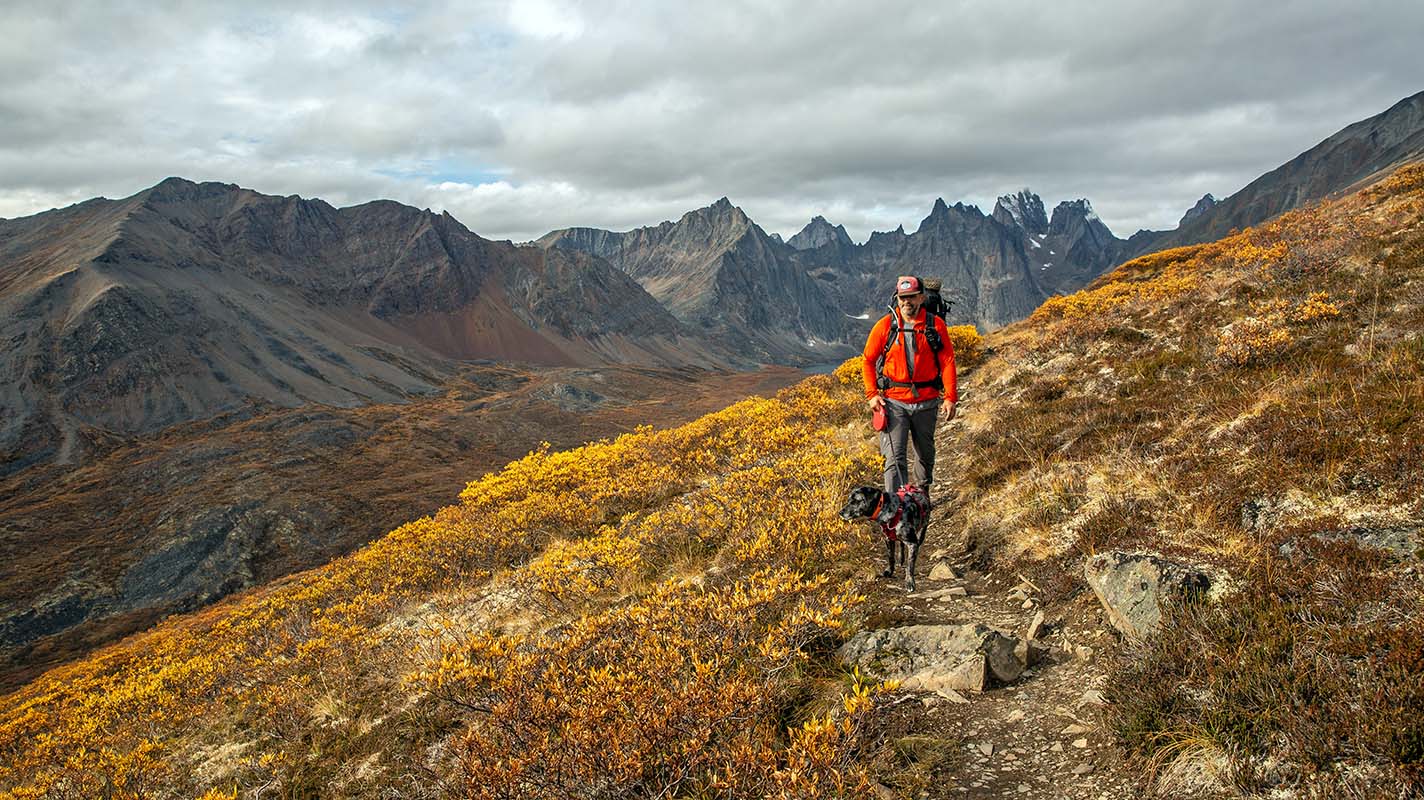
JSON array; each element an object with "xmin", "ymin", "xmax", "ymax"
[{"xmin": 935, "ymin": 163, "xmax": 1424, "ymax": 796}]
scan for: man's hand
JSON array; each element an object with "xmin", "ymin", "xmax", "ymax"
[
  {"xmin": 944, "ymin": 401, "xmax": 958, "ymax": 421},
  {"xmin": 868, "ymin": 395, "xmax": 884, "ymax": 413}
]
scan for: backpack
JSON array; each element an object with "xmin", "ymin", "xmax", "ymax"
[{"xmin": 920, "ymin": 277, "xmax": 952, "ymax": 320}]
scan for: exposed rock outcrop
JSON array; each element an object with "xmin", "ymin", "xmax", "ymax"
[
  {"xmin": 992, "ymin": 189, "xmax": 1049, "ymax": 236},
  {"xmin": 1084, "ymin": 551, "xmax": 1212, "ymax": 640},
  {"xmin": 839, "ymin": 623, "xmax": 1025, "ymax": 692}
]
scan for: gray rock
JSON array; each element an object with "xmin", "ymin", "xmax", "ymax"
[
  {"xmin": 1281, "ymin": 523, "xmax": 1424, "ymax": 560},
  {"xmin": 840, "ymin": 623, "xmax": 1024, "ymax": 691},
  {"xmin": 928, "ymin": 561, "xmax": 958, "ymax": 581},
  {"xmin": 1084, "ymin": 551, "xmax": 1211, "ymax": 640},
  {"xmin": 1026, "ymin": 609, "xmax": 1046, "ymax": 641}
]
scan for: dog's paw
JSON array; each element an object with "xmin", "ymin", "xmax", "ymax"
[{"xmin": 879, "ymin": 568, "xmax": 895, "ymax": 579}]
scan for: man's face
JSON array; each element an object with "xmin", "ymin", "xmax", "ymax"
[{"xmin": 897, "ymin": 292, "xmax": 924, "ymax": 315}]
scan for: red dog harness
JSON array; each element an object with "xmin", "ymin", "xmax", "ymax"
[{"xmin": 877, "ymin": 485, "xmax": 927, "ymax": 542}]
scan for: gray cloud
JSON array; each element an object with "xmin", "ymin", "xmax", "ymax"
[{"xmin": 1, "ymin": 0, "xmax": 1420, "ymax": 242}]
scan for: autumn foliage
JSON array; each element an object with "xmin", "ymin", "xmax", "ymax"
[{"xmin": 0, "ymin": 368, "xmax": 894, "ymax": 798}]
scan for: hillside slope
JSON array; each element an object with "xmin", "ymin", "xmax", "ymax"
[
  {"xmin": 3, "ymin": 166, "xmax": 1423, "ymax": 798},
  {"xmin": 0, "ymin": 365, "xmax": 806, "ymax": 693},
  {"xmin": 926, "ymin": 164, "xmax": 1424, "ymax": 797},
  {"xmin": 1131, "ymin": 89, "xmax": 1424, "ymax": 256},
  {"xmin": 0, "ymin": 178, "xmax": 713, "ymax": 473}
]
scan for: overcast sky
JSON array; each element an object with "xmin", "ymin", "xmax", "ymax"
[{"xmin": 2, "ymin": 1, "xmax": 1421, "ymax": 243}]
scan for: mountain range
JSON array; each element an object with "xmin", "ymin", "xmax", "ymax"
[
  {"xmin": 0, "ymin": 178, "xmax": 720, "ymax": 473},
  {"xmin": 538, "ymin": 190, "xmax": 1124, "ymax": 334},
  {"xmin": 1, "ymin": 90, "xmax": 1420, "ymax": 691}
]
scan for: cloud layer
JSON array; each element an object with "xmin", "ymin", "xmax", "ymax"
[{"xmin": 2, "ymin": 0, "xmax": 1421, "ymax": 242}]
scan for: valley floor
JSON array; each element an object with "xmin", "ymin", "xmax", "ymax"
[{"xmin": 0, "ymin": 364, "xmax": 806, "ymax": 691}]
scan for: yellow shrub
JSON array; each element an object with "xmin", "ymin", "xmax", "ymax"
[
  {"xmin": 945, "ymin": 324, "xmax": 984, "ymax": 369},
  {"xmin": 1215, "ymin": 316, "xmax": 1294, "ymax": 366},
  {"xmin": 1290, "ymin": 291, "xmax": 1341, "ymax": 323},
  {"xmin": 0, "ymin": 366, "xmax": 876, "ymax": 797}
]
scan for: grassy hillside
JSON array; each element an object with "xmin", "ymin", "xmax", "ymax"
[
  {"xmin": 0, "ymin": 364, "xmax": 903, "ymax": 798},
  {"xmin": 3, "ymin": 164, "xmax": 1423, "ymax": 798},
  {"xmin": 935, "ymin": 164, "xmax": 1424, "ymax": 796}
]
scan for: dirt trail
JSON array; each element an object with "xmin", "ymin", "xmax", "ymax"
[{"xmin": 855, "ymin": 415, "xmax": 1140, "ymax": 799}]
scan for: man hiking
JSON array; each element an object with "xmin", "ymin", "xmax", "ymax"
[{"xmin": 862, "ymin": 275, "xmax": 958, "ymax": 499}]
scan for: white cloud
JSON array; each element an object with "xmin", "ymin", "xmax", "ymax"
[
  {"xmin": 506, "ymin": 0, "xmax": 584, "ymax": 40},
  {"xmin": 1, "ymin": 0, "xmax": 1421, "ymax": 240}
]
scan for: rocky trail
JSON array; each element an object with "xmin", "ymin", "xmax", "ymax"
[
  {"xmin": 851, "ymin": 555, "xmax": 1139, "ymax": 799},
  {"xmin": 843, "ymin": 416, "xmax": 1143, "ymax": 799}
]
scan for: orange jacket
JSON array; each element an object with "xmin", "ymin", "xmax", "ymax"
[{"xmin": 861, "ymin": 310, "xmax": 958, "ymax": 404}]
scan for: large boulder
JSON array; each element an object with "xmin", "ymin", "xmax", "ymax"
[
  {"xmin": 839, "ymin": 623, "xmax": 1023, "ymax": 692},
  {"xmin": 1085, "ymin": 551, "xmax": 1211, "ymax": 640}
]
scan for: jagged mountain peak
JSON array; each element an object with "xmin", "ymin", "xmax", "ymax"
[
  {"xmin": 1179, "ymin": 193, "xmax": 1219, "ymax": 227},
  {"xmin": 680, "ymin": 196, "xmax": 750, "ymax": 229},
  {"xmin": 919, "ymin": 197, "xmax": 985, "ymax": 231},
  {"xmin": 992, "ymin": 189, "xmax": 1049, "ymax": 235},
  {"xmin": 1048, "ymin": 198, "xmax": 1113, "ymax": 239},
  {"xmin": 787, "ymin": 214, "xmax": 854, "ymax": 251}
]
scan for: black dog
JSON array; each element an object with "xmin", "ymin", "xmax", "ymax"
[{"xmin": 839, "ymin": 484, "xmax": 931, "ymax": 591}]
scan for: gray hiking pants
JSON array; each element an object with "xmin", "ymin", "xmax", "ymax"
[{"xmin": 880, "ymin": 399, "xmax": 939, "ymax": 494}]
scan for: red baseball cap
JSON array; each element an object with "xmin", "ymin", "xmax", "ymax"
[{"xmin": 894, "ymin": 276, "xmax": 923, "ymax": 296}]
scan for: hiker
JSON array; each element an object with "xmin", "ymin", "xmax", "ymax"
[{"xmin": 862, "ymin": 275, "xmax": 958, "ymax": 499}]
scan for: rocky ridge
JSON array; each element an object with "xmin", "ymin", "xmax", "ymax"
[
  {"xmin": 537, "ymin": 198, "xmax": 859, "ymax": 362},
  {"xmin": 1131, "ymin": 89, "xmax": 1424, "ymax": 256},
  {"xmin": 0, "ymin": 178, "xmax": 721, "ymax": 472},
  {"xmin": 544, "ymin": 192, "xmax": 1128, "ymax": 334}
]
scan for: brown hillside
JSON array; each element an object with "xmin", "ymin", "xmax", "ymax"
[
  {"xmin": 1, "ymin": 165, "xmax": 1422, "ymax": 798},
  {"xmin": 920, "ymin": 164, "xmax": 1424, "ymax": 797},
  {"xmin": 0, "ymin": 365, "xmax": 805, "ymax": 693}
]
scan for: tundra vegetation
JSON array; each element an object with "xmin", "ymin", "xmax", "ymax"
[
  {"xmin": 3, "ymin": 165, "xmax": 1423, "ymax": 798},
  {"xmin": 0, "ymin": 358, "xmax": 910, "ymax": 798},
  {"xmin": 976, "ymin": 165, "xmax": 1424, "ymax": 796}
]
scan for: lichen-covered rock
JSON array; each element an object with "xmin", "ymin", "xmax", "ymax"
[
  {"xmin": 1084, "ymin": 551, "xmax": 1211, "ymax": 640},
  {"xmin": 839, "ymin": 623, "xmax": 1023, "ymax": 692}
]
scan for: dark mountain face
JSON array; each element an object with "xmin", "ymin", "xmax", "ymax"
[
  {"xmin": 1134, "ymin": 90, "xmax": 1424, "ymax": 255},
  {"xmin": 1038, "ymin": 199, "xmax": 1124, "ymax": 296},
  {"xmin": 822, "ymin": 193, "xmax": 1128, "ymax": 328},
  {"xmin": 1179, "ymin": 193, "xmax": 1218, "ymax": 227},
  {"xmin": 787, "ymin": 215, "xmax": 855, "ymax": 252},
  {"xmin": 992, "ymin": 189, "xmax": 1050, "ymax": 236},
  {"xmin": 538, "ymin": 199, "xmax": 859, "ymax": 362},
  {"xmin": 543, "ymin": 191, "xmax": 1132, "ymax": 336},
  {"xmin": 0, "ymin": 178, "xmax": 707, "ymax": 472}
]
